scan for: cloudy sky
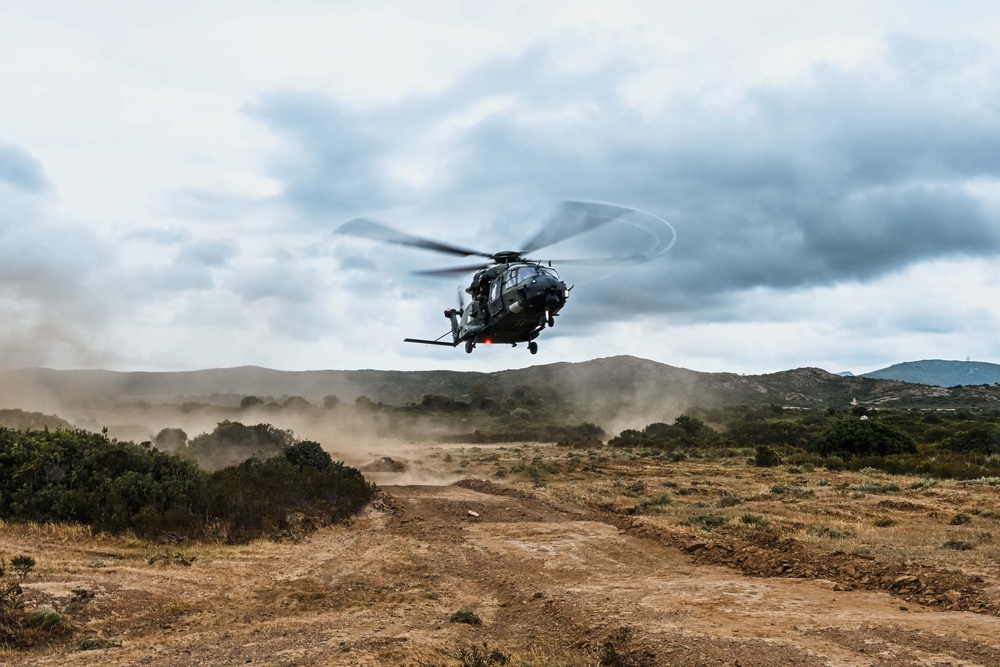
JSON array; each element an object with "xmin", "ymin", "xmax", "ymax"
[{"xmin": 3, "ymin": 0, "xmax": 1000, "ymax": 375}]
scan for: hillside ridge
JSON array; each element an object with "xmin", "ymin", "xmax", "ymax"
[
  {"xmin": 4, "ymin": 356, "xmax": 1000, "ymax": 416},
  {"xmin": 863, "ymin": 359, "xmax": 1000, "ymax": 388}
]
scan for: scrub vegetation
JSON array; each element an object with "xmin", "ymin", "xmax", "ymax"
[
  {"xmin": 0, "ymin": 425, "xmax": 375, "ymax": 543},
  {"xmin": 4, "ymin": 391, "xmax": 1000, "ymax": 661}
]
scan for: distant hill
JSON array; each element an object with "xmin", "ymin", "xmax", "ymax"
[
  {"xmin": 4, "ymin": 357, "xmax": 1000, "ymax": 427},
  {"xmin": 862, "ymin": 360, "xmax": 1000, "ymax": 388}
]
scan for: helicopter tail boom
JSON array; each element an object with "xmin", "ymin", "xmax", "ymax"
[{"xmin": 403, "ymin": 338, "xmax": 460, "ymax": 347}]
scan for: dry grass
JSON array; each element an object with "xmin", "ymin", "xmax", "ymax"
[
  {"xmin": 433, "ymin": 443, "xmax": 1000, "ymax": 578},
  {"xmin": 6, "ymin": 442, "xmax": 1000, "ymax": 665}
]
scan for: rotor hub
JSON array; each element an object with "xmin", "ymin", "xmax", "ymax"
[{"xmin": 491, "ymin": 251, "xmax": 525, "ymax": 264}]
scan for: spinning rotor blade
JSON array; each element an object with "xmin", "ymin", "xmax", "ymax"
[
  {"xmin": 547, "ymin": 255, "xmax": 653, "ymax": 266},
  {"xmin": 335, "ymin": 217, "xmax": 494, "ymax": 259},
  {"xmin": 519, "ymin": 201, "xmax": 632, "ymax": 255},
  {"xmin": 412, "ymin": 263, "xmax": 493, "ymax": 278},
  {"xmin": 528, "ymin": 201, "xmax": 678, "ymax": 266}
]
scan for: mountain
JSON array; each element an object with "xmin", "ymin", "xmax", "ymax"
[
  {"xmin": 4, "ymin": 357, "xmax": 1000, "ymax": 423},
  {"xmin": 862, "ymin": 360, "xmax": 1000, "ymax": 388}
]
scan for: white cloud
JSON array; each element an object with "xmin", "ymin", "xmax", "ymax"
[{"xmin": 2, "ymin": 1, "xmax": 1000, "ymax": 373}]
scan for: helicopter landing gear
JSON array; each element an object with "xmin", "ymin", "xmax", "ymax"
[
  {"xmin": 541, "ymin": 310, "xmax": 555, "ymax": 328},
  {"xmin": 528, "ymin": 341, "xmax": 538, "ymax": 355},
  {"xmin": 465, "ymin": 341, "xmax": 475, "ymax": 354}
]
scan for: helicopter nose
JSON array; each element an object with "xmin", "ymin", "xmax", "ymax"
[{"xmin": 522, "ymin": 275, "xmax": 565, "ymax": 309}]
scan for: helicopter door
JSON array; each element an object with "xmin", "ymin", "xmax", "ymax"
[{"xmin": 487, "ymin": 275, "xmax": 504, "ymax": 316}]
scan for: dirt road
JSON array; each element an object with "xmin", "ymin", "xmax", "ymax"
[{"xmin": 7, "ymin": 473, "xmax": 1000, "ymax": 666}]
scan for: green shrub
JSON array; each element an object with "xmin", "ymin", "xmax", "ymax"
[
  {"xmin": 809, "ymin": 525, "xmax": 853, "ymax": 539},
  {"xmin": 739, "ymin": 513, "xmax": 771, "ymax": 529},
  {"xmin": 187, "ymin": 421, "xmax": 295, "ymax": 470},
  {"xmin": 940, "ymin": 424, "xmax": 1000, "ymax": 455},
  {"xmin": 819, "ymin": 419, "xmax": 916, "ymax": 460},
  {"xmin": 0, "ymin": 426, "xmax": 375, "ymax": 543},
  {"xmin": 717, "ymin": 491, "xmax": 743, "ymax": 507},
  {"xmin": 754, "ymin": 446, "xmax": 782, "ymax": 467},
  {"xmin": 683, "ymin": 513, "xmax": 730, "ymax": 531},
  {"xmin": 771, "ymin": 484, "xmax": 813, "ymax": 497},
  {"xmin": 25, "ymin": 606, "xmax": 61, "ymax": 630},
  {"xmin": 639, "ymin": 494, "xmax": 673, "ymax": 510}
]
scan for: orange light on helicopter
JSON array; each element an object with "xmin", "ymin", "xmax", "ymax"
[{"xmin": 484, "ymin": 338, "xmax": 493, "ymax": 345}]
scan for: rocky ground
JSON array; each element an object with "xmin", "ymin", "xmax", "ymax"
[{"xmin": 4, "ymin": 442, "xmax": 1000, "ymax": 666}]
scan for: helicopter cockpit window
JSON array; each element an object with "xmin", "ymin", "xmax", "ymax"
[
  {"xmin": 513, "ymin": 266, "xmax": 558, "ymax": 283},
  {"xmin": 489, "ymin": 278, "xmax": 502, "ymax": 302}
]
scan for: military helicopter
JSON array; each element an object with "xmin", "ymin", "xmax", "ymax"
[{"xmin": 335, "ymin": 200, "xmax": 674, "ymax": 354}]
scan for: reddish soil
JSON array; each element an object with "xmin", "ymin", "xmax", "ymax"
[{"xmin": 6, "ymin": 468, "xmax": 1000, "ymax": 666}]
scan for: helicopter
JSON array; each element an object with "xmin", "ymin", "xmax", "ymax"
[{"xmin": 334, "ymin": 200, "xmax": 674, "ymax": 354}]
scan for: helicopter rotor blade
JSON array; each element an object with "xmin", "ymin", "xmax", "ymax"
[
  {"xmin": 411, "ymin": 263, "xmax": 494, "ymax": 278},
  {"xmin": 518, "ymin": 200, "xmax": 632, "ymax": 255},
  {"xmin": 529, "ymin": 202, "xmax": 677, "ymax": 265},
  {"xmin": 545, "ymin": 256, "xmax": 653, "ymax": 266},
  {"xmin": 335, "ymin": 217, "xmax": 494, "ymax": 260}
]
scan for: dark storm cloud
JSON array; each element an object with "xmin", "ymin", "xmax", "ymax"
[
  {"xmin": 0, "ymin": 142, "xmax": 49, "ymax": 192},
  {"xmin": 249, "ymin": 36, "xmax": 1000, "ymax": 325}
]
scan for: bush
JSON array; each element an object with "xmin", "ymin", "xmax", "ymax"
[
  {"xmin": 819, "ymin": 419, "xmax": 916, "ymax": 460},
  {"xmin": 717, "ymin": 491, "xmax": 743, "ymax": 507},
  {"xmin": 0, "ymin": 426, "xmax": 375, "ymax": 543},
  {"xmin": 187, "ymin": 421, "xmax": 296, "ymax": 470},
  {"xmin": 809, "ymin": 525, "xmax": 853, "ymax": 539},
  {"xmin": 24, "ymin": 606, "xmax": 61, "ymax": 630},
  {"xmin": 753, "ymin": 446, "xmax": 782, "ymax": 467},
  {"xmin": 683, "ymin": 513, "xmax": 729, "ymax": 531},
  {"xmin": 739, "ymin": 513, "xmax": 771, "ymax": 529},
  {"xmin": 940, "ymin": 425, "xmax": 1000, "ymax": 455},
  {"xmin": 950, "ymin": 512, "xmax": 973, "ymax": 525},
  {"xmin": 608, "ymin": 416, "xmax": 716, "ymax": 450}
]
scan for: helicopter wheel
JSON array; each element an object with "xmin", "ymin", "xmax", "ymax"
[
  {"xmin": 528, "ymin": 341, "xmax": 538, "ymax": 355},
  {"xmin": 547, "ymin": 315, "xmax": 555, "ymax": 327},
  {"xmin": 465, "ymin": 341, "xmax": 475, "ymax": 354}
]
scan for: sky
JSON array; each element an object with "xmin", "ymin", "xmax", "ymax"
[{"xmin": 3, "ymin": 0, "xmax": 1000, "ymax": 376}]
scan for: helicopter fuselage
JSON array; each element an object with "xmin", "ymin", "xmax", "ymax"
[{"xmin": 423, "ymin": 261, "xmax": 568, "ymax": 353}]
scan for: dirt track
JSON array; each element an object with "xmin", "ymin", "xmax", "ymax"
[{"xmin": 7, "ymin": 472, "xmax": 1000, "ymax": 666}]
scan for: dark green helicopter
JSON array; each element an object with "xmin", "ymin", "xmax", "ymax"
[{"xmin": 335, "ymin": 201, "xmax": 674, "ymax": 354}]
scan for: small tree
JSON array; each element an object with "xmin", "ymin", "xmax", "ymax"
[
  {"xmin": 153, "ymin": 428, "xmax": 188, "ymax": 453},
  {"xmin": 10, "ymin": 556, "xmax": 34, "ymax": 581},
  {"xmin": 240, "ymin": 396, "xmax": 263, "ymax": 410},
  {"xmin": 282, "ymin": 396, "xmax": 313, "ymax": 411},
  {"xmin": 754, "ymin": 446, "xmax": 782, "ymax": 467}
]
